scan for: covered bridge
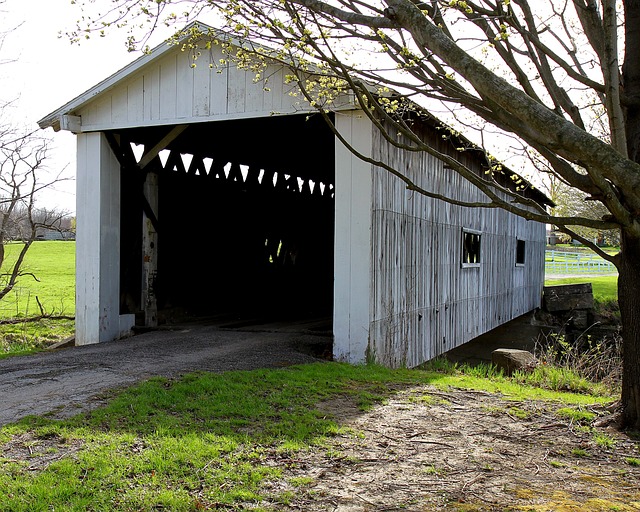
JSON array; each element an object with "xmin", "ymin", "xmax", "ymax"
[{"xmin": 38, "ymin": 23, "xmax": 551, "ymax": 368}]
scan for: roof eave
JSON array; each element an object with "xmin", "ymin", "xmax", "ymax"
[{"xmin": 37, "ymin": 21, "xmax": 227, "ymax": 131}]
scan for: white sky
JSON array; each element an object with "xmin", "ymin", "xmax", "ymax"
[
  {"xmin": 1, "ymin": 0, "xmax": 549, "ymax": 215},
  {"xmin": 1, "ymin": 0, "xmax": 173, "ymax": 214}
]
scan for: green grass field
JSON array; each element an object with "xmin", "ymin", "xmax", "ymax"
[
  {"xmin": 1, "ymin": 241, "xmax": 75, "ymax": 318},
  {"xmin": 0, "ymin": 361, "xmax": 617, "ymax": 511},
  {"xmin": 0, "ymin": 241, "xmax": 75, "ymax": 356},
  {"xmin": 544, "ymin": 275, "xmax": 618, "ymax": 302}
]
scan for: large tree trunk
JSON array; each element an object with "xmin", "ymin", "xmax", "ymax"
[
  {"xmin": 618, "ymin": 232, "xmax": 640, "ymax": 429},
  {"xmin": 621, "ymin": 0, "xmax": 640, "ymax": 429}
]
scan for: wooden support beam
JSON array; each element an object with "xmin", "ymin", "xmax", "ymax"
[
  {"xmin": 142, "ymin": 171, "xmax": 159, "ymax": 328},
  {"xmin": 103, "ymin": 132, "xmax": 134, "ymax": 169},
  {"xmin": 137, "ymin": 124, "xmax": 189, "ymax": 170}
]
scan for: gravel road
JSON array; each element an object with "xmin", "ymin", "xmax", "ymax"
[{"xmin": 0, "ymin": 323, "xmax": 328, "ymax": 426}]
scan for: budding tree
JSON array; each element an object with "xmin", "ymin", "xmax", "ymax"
[{"xmin": 69, "ymin": 0, "xmax": 640, "ymax": 428}]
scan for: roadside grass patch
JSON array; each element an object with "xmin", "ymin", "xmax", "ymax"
[
  {"xmin": 544, "ymin": 274, "xmax": 618, "ymax": 303},
  {"xmin": 593, "ymin": 432, "xmax": 618, "ymax": 449},
  {"xmin": 0, "ymin": 318, "xmax": 74, "ymax": 359},
  {"xmin": 0, "ymin": 241, "xmax": 75, "ymax": 319},
  {"xmin": 572, "ymin": 448, "xmax": 590, "ymax": 457},
  {"xmin": 0, "ymin": 241, "xmax": 75, "ymax": 358},
  {"xmin": 0, "ymin": 361, "xmax": 618, "ymax": 511},
  {"xmin": 421, "ymin": 357, "xmax": 613, "ymax": 403},
  {"xmin": 555, "ymin": 407, "xmax": 597, "ymax": 424}
]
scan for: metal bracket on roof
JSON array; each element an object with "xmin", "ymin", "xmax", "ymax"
[{"xmin": 60, "ymin": 115, "xmax": 82, "ymax": 133}]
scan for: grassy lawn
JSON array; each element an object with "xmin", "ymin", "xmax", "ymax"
[
  {"xmin": 0, "ymin": 241, "xmax": 75, "ymax": 318},
  {"xmin": 0, "ymin": 241, "xmax": 75, "ymax": 357},
  {"xmin": 0, "ymin": 241, "xmax": 630, "ymax": 510},
  {"xmin": 545, "ymin": 274, "xmax": 618, "ymax": 302},
  {"xmin": 0, "ymin": 361, "xmax": 617, "ymax": 512},
  {"xmin": 549, "ymin": 244, "xmax": 620, "ymax": 255}
]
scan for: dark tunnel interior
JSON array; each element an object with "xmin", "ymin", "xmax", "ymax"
[{"xmin": 115, "ymin": 112, "xmax": 336, "ymax": 327}]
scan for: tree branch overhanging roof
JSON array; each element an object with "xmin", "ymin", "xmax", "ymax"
[{"xmin": 37, "ymin": 20, "xmax": 552, "ymax": 208}]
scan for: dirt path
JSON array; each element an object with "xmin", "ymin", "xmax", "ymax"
[
  {"xmin": 1, "ymin": 318, "xmax": 639, "ymax": 510},
  {"xmin": 0, "ymin": 323, "xmax": 326, "ymax": 426},
  {"xmin": 277, "ymin": 386, "xmax": 640, "ymax": 511}
]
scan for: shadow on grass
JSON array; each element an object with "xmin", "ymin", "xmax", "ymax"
[{"xmin": 0, "ymin": 362, "xmax": 447, "ymax": 511}]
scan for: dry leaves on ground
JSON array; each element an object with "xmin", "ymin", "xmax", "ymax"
[{"xmin": 266, "ymin": 385, "xmax": 640, "ymax": 511}]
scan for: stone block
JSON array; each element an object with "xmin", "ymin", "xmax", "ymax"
[
  {"xmin": 543, "ymin": 283, "xmax": 594, "ymax": 312},
  {"xmin": 492, "ymin": 348, "xmax": 538, "ymax": 376}
]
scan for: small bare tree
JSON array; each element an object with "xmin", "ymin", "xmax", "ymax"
[
  {"xmin": 0, "ymin": 0, "xmax": 73, "ymax": 315},
  {"xmin": 0, "ymin": 123, "xmax": 71, "ymax": 306}
]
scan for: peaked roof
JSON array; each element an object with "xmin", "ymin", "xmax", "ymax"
[
  {"xmin": 38, "ymin": 21, "xmax": 552, "ymax": 207},
  {"xmin": 38, "ymin": 22, "xmax": 240, "ymax": 131}
]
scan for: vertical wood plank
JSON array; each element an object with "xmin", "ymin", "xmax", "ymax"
[
  {"xmin": 333, "ymin": 111, "xmax": 373, "ymax": 364},
  {"xmin": 127, "ymin": 76, "xmax": 144, "ymax": 124},
  {"xmin": 192, "ymin": 58, "xmax": 211, "ymax": 117},
  {"xmin": 369, "ymin": 119, "xmax": 545, "ymax": 368},
  {"xmin": 142, "ymin": 172, "xmax": 159, "ymax": 327},
  {"xmin": 75, "ymin": 133, "xmax": 130, "ymax": 345},
  {"xmin": 227, "ymin": 62, "xmax": 246, "ymax": 114},
  {"xmin": 176, "ymin": 52, "xmax": 194, "ymax": 118},
  {"xmin": 159, "ymin": 54, "xmax": 178, "ymax": 120},
  {"xmin": 146, "ymin": 66, "xmax": 161, "ymax": 122}
]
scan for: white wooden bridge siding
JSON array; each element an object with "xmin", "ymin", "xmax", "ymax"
[
  {"xmin": 65, "ymin": 39, "xmax": 544, "ymax": 361},
  {"xmin": 75, "ymin": 132, "xmax": 135, "ymax": 345},
  {"xmin": 77, "ymin": 46, "xmax": 314, "ymax": 131},
  {"xmin": 69, "ymin": 43, "xmax": 360, "ymax": 348},
  {"xmin": 369, "ymin": 127, "xmax": 545, "ymax": 368}
]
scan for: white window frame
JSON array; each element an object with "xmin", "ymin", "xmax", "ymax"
[
  {"xmin": 461, "ymin": 228, "xmax": 482, "ymax": 268},
  {"xmin": 515, "ymin": 239, "xmax": 526, "ymax": 267}
]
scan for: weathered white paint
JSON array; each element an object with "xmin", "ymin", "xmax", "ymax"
[
  {"xmin": 39, "ymin": 24, "xmax": 355, "ymax": 134},
  {"xmin": 368, "ymin": 126, "xmax": 546, "ymax": 368},
  {"xmin": 333, "ymin": 111, "xmax": 373, "ymax": 364},
  {"xmin": 75, "ymin": 132, "xmax": 134, "ymax": 345},
  {"xmin": 40, "ymin": 27, "xmax": 548, "ymax": 363},
  {"xmin": 72, "ymin": 48, "xmax": 351, "ymax": 132}
]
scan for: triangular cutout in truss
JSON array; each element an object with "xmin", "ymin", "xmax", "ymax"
[
  {"xmin": 181, "ymin": 153, "xmax": 194, "ymax": 173},
  {"xmin": 203, "ymin": 157, "xmax": 213, "ymax": 175},
  {"xmin": 158, "ymin": 149, "xmax": 171, "ymax": 168},
  {"xmin": 130, "ymin": 143, "xmax": 145, "ymax": 163}
]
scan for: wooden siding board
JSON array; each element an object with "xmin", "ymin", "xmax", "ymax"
[
  {"xmin": 227, "ymin": 63, "xmax": 247, "ymax": 114},
  {"xmin": 244, "ymin": 70, "xmax": 265, "ymax": 113},
  {"xmin": 262, "ymin": 65, "xmax": 283, "ymax": 113},
  {"xmin": 159, "ymin": 53, "xmax": 178, "ymax": 120},
  {"xmin": 193, "ymin": 59, "xmax": 212, "ymax": 117},
  {"xmin": 75, "ymin": 133, "xmax": 125, "ymax": 345},
  {"xmin": 75, "ymin": 133, "xmax": 99, "ymax": 345},
  {"xmin": 333, "ymin": 112, "xmax": 373, "ymax": 364},
  {"xmin": 211, "ymin": 73, "xmax": 229, "ymax": 115},
  {"xmin": 127, "ymin": 76, "xmax": 145, "ymax": 124},
  {"xmin": 111, "ymin": 83, "xmax": 128, "ymax": 125},
  {"xmin": 176, "ymin": 53, "xmax": 195, "ymax": 118},
  {"xmin": 94, "ymin": 96, "xmax": 112, "ymax": 128},
  {"xmin": 70, "ymin": 44, "xmax": 351, "ymax": 132},
  {"xmin": 146, "ymin": 66, "xmax": 161, "ymax": 122},
  {"xmin": 369, "ymin": 120, "xmax": 545, "ymax": 368}
]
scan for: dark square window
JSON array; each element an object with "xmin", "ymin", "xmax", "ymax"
[
  {"xmin": 516, "ymin": 239, "xmax": 526, "ymax": 266},
  {"xmin": 462, "ymin": 229, "xmax": 481, "ymax": 267}
]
